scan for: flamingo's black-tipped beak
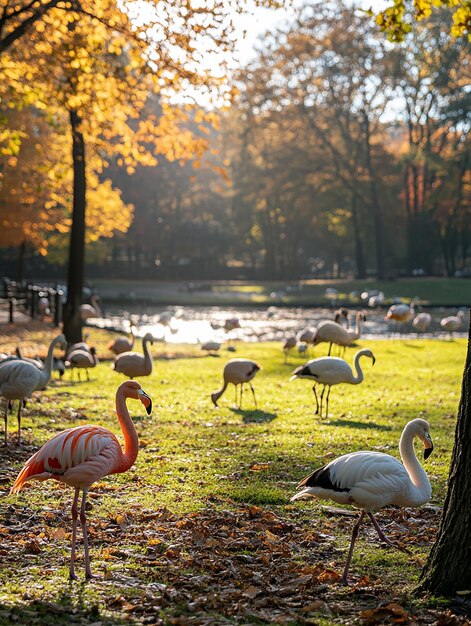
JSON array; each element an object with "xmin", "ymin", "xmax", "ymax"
[
  {"xmin": 211, "ymin": 393, "xmax": 218, "ymax": 407},
  {"xmin": 138, "ymin": 389, "xmax": 152, "ymax": 415},
  {"xmin": 424, "ymin": 434, "xmax": 433, "ymax": 459},
  {"xmin": 371, "ymin": 356, "xmax": 376, "ymax": 365}
]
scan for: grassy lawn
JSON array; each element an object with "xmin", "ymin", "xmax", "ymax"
[
  {"xmin": 0, "ymin": 325, "xmax": 468, "ymax": 625},
  {"xmin": 92, "ymin": 277, "xmax": 471, "ymax": 307}
]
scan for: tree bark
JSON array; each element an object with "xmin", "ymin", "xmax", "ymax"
[
  {"xmin": 363, "ymin": 112, "xmax": 385, "ymax": 280},
  {"xmin": 350, "ymin": 190, "xmax": 366, "ymax": 279},
  {"xmin": 16, "ymin": 240, "xmax": 26, "ymax": 283},
  {"xmin": 62, "ymin": 108, "xmax": 86, "ymax": 345},
  {"xmin": 417, "ymin": 311, "xmax": 471, "ymax": 595}
]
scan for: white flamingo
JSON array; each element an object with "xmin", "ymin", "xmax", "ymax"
[
  {"xmin": 65, "ymin": 333, "xmax": 91, "ymax": 358},
  {"xmin": 211, "ymin": 359, "xmax": 261, "ymax": 409},
  {"xmin": 440, "ymin": 310, "xmax": 465, "ymax": 336},
  {"xmin": 66, "ymin": 347, "xmax": 99, "ymax": 381},
  {"xmin": 313, "ymin": 312, "xmax": 364, "ymax": 356},
  {"xmin": 107, "ymin": 324, "xmax": 137, "ymax": 356},
  {"xmin": 282, "ymin": 335, "xmax": 297, "ymax": 362},
  {"xmin": 299, "ymin": 328, "xmax": 315, "ymax": 344},
  {"xmin": 412, "ymin": 312, "xmax": 432, "ymax": 333},
  {"xmin": 384, "ymin": 298, "xmax": 418, "ymax": 333},
  {"xmin": 290, "ymin": 348, "xmax": 375, "ymax": 417},
  {"xmin": 112, "ymin": 333, "xmax": 154, "ymax": 379},
  {"xmin": 291, "ymin": 418, "xmax": 433, "ymax": 584},
  {"xmin": 0, "ymin": 334, "xmax": 65, "ymax": 444},
  {"xmin": 80, "ymin": 295, "xmax": 101, "ymax": 321}
]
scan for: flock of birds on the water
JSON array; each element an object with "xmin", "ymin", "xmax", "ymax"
[{"xmin": 0, "ymin": 297, "xmax": 463, "ymax": 582}]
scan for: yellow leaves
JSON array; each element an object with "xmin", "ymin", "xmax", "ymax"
[
  {"xmin": 451, "ymin": 5, "xmax": 471, "ymax": 39},
  {"xmin": 375, "ymin": 0, "xmax": 470, "ymax": 41}
]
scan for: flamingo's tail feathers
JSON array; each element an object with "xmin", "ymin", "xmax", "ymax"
[
  {"xmin": 10, "ymin": 456, "xmax": 47, "ymax": 494},
  {"xmin": 290, "ymin": 488, "xmax": 316, "ymax": 501}
]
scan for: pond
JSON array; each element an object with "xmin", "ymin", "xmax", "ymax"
[{"xmin": 88, "ymin": 304, "xmax": 469, "ymax": 344}]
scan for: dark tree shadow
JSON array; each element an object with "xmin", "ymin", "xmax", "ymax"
[
  {"xmin": 0, "ymin": 582, "xmax": 130, "ymax": 625},
  {"xmin": 327, "ymin": 419, "xmax": 393, "ymax": 431},
  {"xmin": 231, "ymin": 408, "xmax": 277, "ymax": 423}
]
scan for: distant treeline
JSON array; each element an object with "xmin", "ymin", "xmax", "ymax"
[{"xmin": 1, "ymin": 3, "xmax": 469, "ymax": 282}]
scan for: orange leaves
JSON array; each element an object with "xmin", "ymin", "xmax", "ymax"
[
  {"xmin": 249, "ymin": 461, "xmax": 271, "ymax": 472},
  {"xmin": 360, "ymin": 602, "xmax": 410, "ymax": 624}
]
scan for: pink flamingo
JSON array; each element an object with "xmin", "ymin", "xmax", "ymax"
[{"xmin": 10, "ymin": 380, "xmax": 152, "ymax": 580}]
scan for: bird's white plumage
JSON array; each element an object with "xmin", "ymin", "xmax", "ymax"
[
  {"xmin": 294, "ymin": 451, "xmax": 423, "ymax": 511},
  {"xmin": 0, "ymin": 360, "xmax": 40, "ymax": 399},
  {"xmin": 412, "ymin": 312, "xmax": 432, "ymax": 332},
  {"xmin": 440, "ymin": 310, "xmax": 465, "ymax": 332},
  {"xmin": 112, "ymin": 333, "xmax": 154, "ymax": 378},
  {"xmin": 296, "ymin": 356, "xmax": 356, "ymax": 384},
  {"xmin": 291, "ymin": 418, "xmax": 433, "ymax": 582}
]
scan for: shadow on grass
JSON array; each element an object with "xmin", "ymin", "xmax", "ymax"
[
  {"xmin": 0, "ymin": 584, "xmax": 129, "ymax": 626},
  {"xmin": 231, "ymin": 408, "xmax": 277, "ymax": 423},
  {"xmin": 327, "ymin": 419, "xmax": 393, "ymax": 431}
]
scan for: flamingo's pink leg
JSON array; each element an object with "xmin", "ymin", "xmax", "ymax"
[
  {"xmin": 341, "ymin": 510, "xmax": 365, "ymax": 585},
  {"xmin": 69, "ymin": 488, "xmax": 80, "ymax": 580}
]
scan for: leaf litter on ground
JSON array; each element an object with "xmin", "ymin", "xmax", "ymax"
[{"xmin": 0, "ymin": 497, "xmax": 469, "ymax": 625}]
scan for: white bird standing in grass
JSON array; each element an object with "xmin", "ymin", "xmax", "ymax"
[
  {"xmin": 384, "ymin": 298, "xmax": 418, "ymax": 333},
  {"xmin": 0, "ymin": 334, "xmax": 65, "ymax": 444},
  {"xmin": 299, "ymin": 328, "xmax": 315, "ymax": 344},
  {"xmin": 282, "ymin": 335, "xmax": 297, "ymax": 362},
  {"xmin": 107, "ymin": 324, "xmax": 137, "ymax": 356},
  {"xmin": 112, "ymin": 333, "xmax": 154, "ymax": 379},
  {"xmin": 440, "ymin": 310, "xmax": 465, "ymax": 336},
  {"xmin": 65, "ymin": 333, "xmax": 91, "ymax": 358},
  {"xmin": 66, "ymin": 347, "xmax": 99, "ymax": 381},
  {"xmin": 211, "ymin": 358, "xmax": 261, "ymax": 409},
  {"xmin": 80, "ymin": 294, "xmax": 101, "ymax": 321},
  {"xmin": 291, "ymin": 418, "xmax": 433, "ymax": 584},
  {"xmin": 290, "ymin": 348, "xmax": 375, "ymax": 417},
  {"xmin": 412, "ymin": 312, "xmax": 432, "ymax": 333},
  {"xmin": 312, "ymin": 312, "xmax": 363, "ymax": 356}
]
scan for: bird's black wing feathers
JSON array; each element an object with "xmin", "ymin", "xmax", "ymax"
[
  {"xmin": 294, "ymin": 365, "xmax": 317, "ymax": 378},
  {"xmin": 297, "ymin": 466, "xmax": 350, "ymax": 493}
]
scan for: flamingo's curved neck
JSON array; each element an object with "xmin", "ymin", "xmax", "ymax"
[
  {"xmin": 91, "ymin": 295, "xmax": 101, "ymax": 316},
  {"xmin": 351, "ymin": 352, "xmax": 366, "ymax": 384},
  {"xmin": 115, "ymin": 390, "xmax": 139, "ymax": 471},
  {"xmin": 348, "ymin": 314, "xmax": 363, "ymax": 340},
  {"xmin": 142, "ymin": 338, "xmax": 152, "ymax": 365},
  {"xmin": 38, "ymin": 337, "xmax": 61, "ymax": 387},
  {"xmin": 399, "ymin": 424, "xmax": 431, "ymax": 503},
  {"xmin": 215, "ymin": 381, "xmax": 228, "ymax": 403},
  {"xmin": 355, "ymin": 313, "xmax": 362, "ymax": 334}
]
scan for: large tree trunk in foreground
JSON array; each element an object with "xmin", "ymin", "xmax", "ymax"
[
  {"xmin": 417, "ymin": 311, "xmax": 471, "ymax": 595},
  {"xmin": 62, "ymin": 108, "xmax": 86, "ymax": 346}
]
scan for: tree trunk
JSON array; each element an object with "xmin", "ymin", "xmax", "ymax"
[
  {"xmin": 417, "ymin": 311, "xmax": 471, "ymax": 595},
  {"xmin": 351, "ymin": 191, "xmax": 366, "ymax": 279},
  {"xmin": 363, "ymin": 112, "xmax": 385, "ymax": 279},
  {"xmin": 16, "ymin": 240, "xmax": 26, "ymax": 283},
  {"xmin": 62, "ymin": 108, "xmax": 86, "ymax": 345}
]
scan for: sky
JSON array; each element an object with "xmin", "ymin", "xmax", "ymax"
[{"xmin": 172, "ymin": 0, "xmax": 392, "ymax": 107}]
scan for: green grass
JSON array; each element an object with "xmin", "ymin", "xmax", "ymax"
[{"xmin": 0, "ymin": 335, "xmax": 467, "ymax": 624}]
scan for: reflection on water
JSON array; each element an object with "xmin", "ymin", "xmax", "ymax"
[{"xmin": 88, "ymin": 305, "xmax": 469, "ymax": 344}]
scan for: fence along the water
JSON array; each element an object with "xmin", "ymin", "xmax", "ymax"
[{"xmin": 1, "ymin": 279, "xmax": 63, "ymax": 326}]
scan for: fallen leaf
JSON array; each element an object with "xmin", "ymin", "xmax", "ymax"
[{"xmin": 243, "ymin": 585, "xmax": 260, "ymax": 599}]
